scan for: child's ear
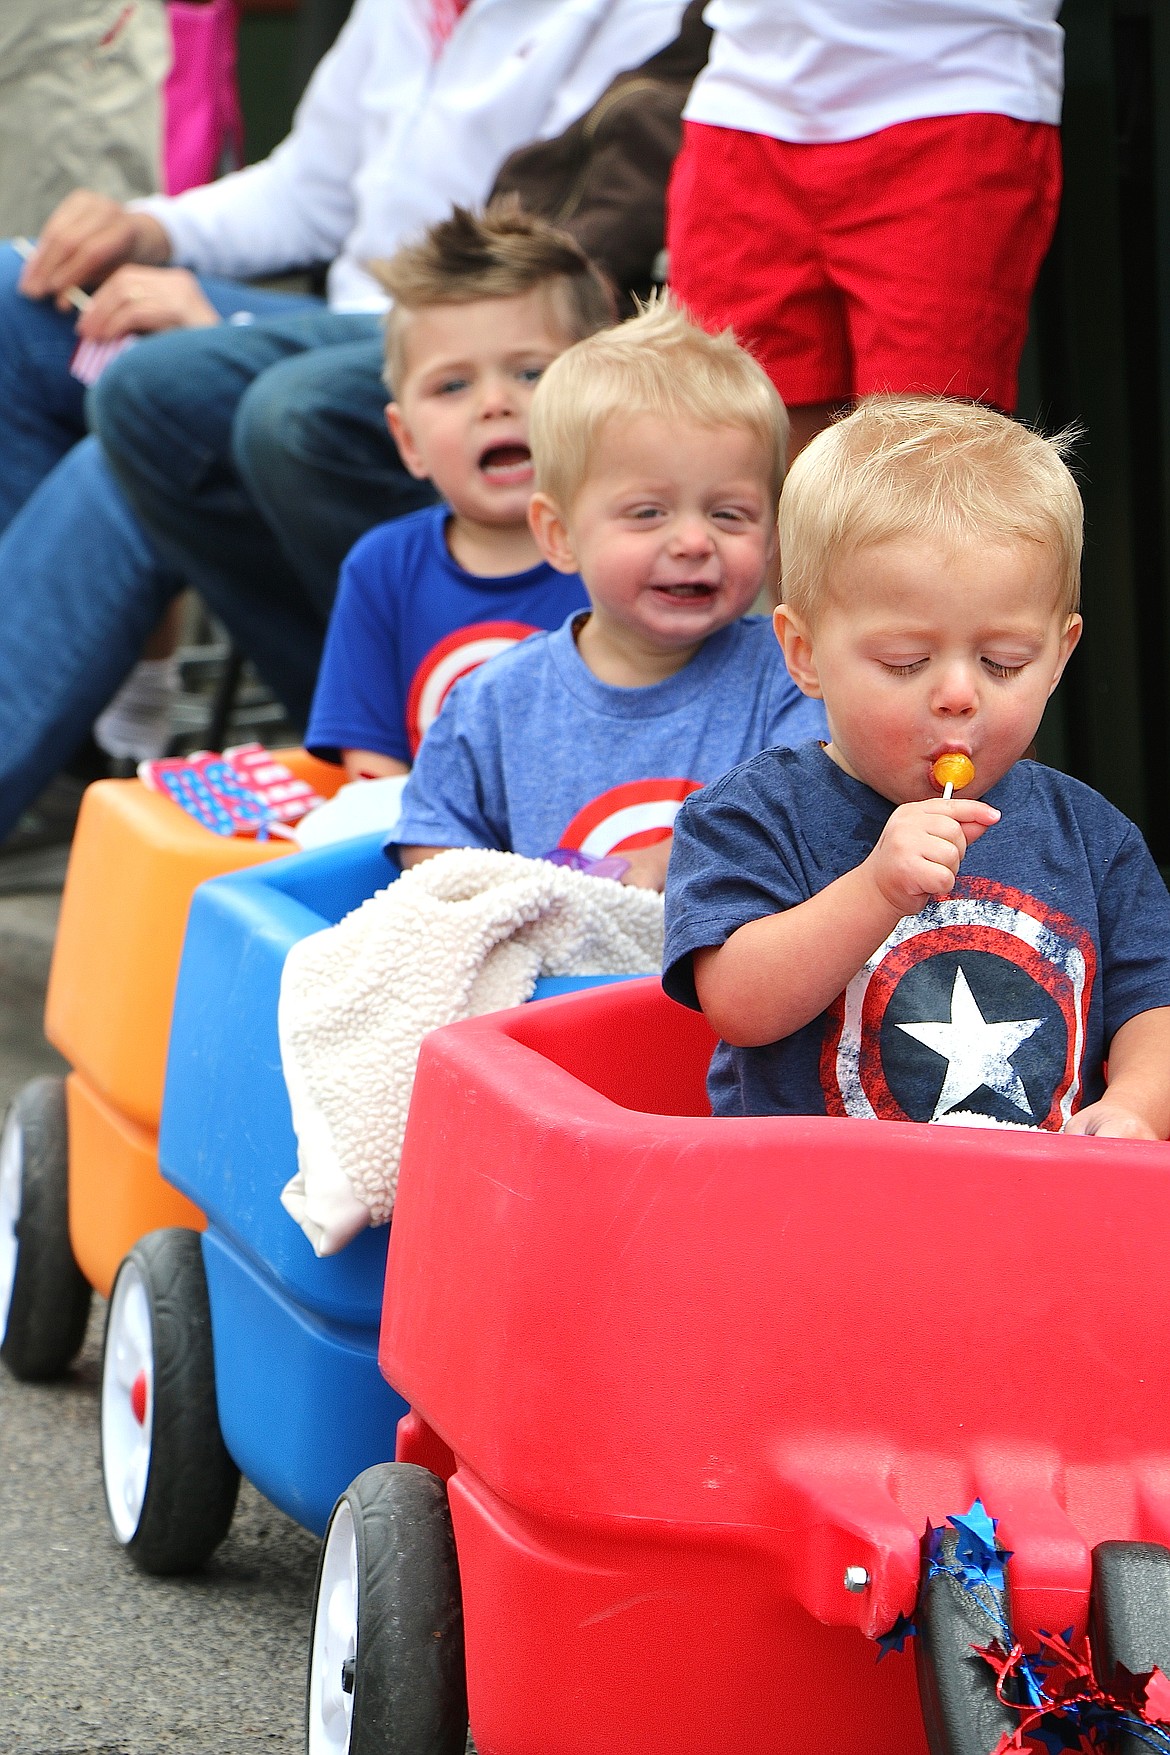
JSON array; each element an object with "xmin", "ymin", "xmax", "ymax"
[
  {"xmin": 773, "ymin": 604, "xmax": 822, "ymax": 697},
  {"xmin": 528, "ymin": 492, "xmax": 578, "ymax": 574},
  {"xmin": 1048, "ymin": 612, "xmax": 1084, "ymax": 695},
  {"xmin": 385, "ymin": 403, "xmax": 430, "ymax": 482}
]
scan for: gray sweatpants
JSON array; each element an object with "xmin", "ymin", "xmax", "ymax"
[{"xmin": 0, "ymin": 0, "xmax": 169, "ymax": 237}]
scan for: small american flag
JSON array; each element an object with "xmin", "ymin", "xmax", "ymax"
[{"xmin": 69, "ymin": 334, "xmax": 136, "ymax": 386}]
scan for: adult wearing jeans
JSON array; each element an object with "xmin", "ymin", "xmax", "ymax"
[{"xmin": 0, "ymin": 0, "xmax": 684, "ymax": 841}]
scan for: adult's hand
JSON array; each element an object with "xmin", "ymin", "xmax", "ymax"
[
  {"xmin": 74, "ymin": 266, "xmax": 220, "ymax": 341},
  {"xmin": 18, "ymin": 191, "xmax": 172, "ymax": 307}
]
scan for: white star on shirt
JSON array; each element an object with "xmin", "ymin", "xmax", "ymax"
[{"xmin": 896, "ymin": 964, "xmax": 1043, "ymax": 1121}]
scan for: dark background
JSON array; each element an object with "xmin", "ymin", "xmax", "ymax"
[{"xmin": 1004, "ymin": 0, "xmax": 1170, "ymax": 859}]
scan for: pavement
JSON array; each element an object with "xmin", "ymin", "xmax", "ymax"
[{"xmin": 0, "ymin": 875, "xmax": 322, "ymax": 1754}]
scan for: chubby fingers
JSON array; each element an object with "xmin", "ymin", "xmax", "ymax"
[
  {"xmin": 872, "ymin": 798, "xmax": 999, "ymax": 914},
  {"xmin": 912, "ymin": 799, "xmax": 1001, "ymax": 887},
  {"xmin": 941, "ymin": 797, "xmax": 1001, "ymax": 846},
  {"xmin": 1064, "ymin": 1105, "xmax": 1156, "ymax": 1139},
  {"xmin": 915, "ymin": 818, "xmax": 968, "ymax": 895}
]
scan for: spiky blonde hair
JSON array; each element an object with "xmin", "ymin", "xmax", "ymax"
[{"xmin": 371, "ymin": 200, "xmax": 617, "ymax": 390}]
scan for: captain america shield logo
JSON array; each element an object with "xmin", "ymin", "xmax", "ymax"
[
  {"xmin": 405, "ymin": 620, "xmax": 539, "ymax": 755},
  {"xmin": 558, "ymin": 778, "xmax": 702, "ymax": 856},
  {"xmin": 820, "ymin": 877, "xmax": 1097, "ymax": 1129}
]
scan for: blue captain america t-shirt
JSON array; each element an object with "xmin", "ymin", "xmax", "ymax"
[
  {"xmin": 306, "ymin": 504, "xmax": 589, "ymax": 763},
  {"xmin": 390, "ymin": 614, "xmax": 827, "ymax": 861},
  {"xmin": 664, "ymin": 744, "xmax": 1170, "ymax": 1124}
]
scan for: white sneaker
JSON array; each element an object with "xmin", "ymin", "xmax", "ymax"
[{"xmin": 93, "ymin": 657, "xmax": 180, "ymax": 762}]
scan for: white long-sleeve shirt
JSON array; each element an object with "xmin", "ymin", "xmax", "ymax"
[
  {"xmin": 685, "ymin": 1, "xmax": 1064, "ymax": 146},
  {"xmin": 133, "ymin": 0, "xmax": 684, "ymax": 311}
]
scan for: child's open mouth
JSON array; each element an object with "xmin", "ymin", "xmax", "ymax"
[
  {"xmin": 653, "ymin": 583, "xmax": 716, "ymax": 599},
  {"xmin": 478, "ymin": 443, "xmax": 533, "ymax": 485}
]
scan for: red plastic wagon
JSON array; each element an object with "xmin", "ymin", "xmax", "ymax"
[{"xmin": 307, "ymin": 977, "xmax": 1170, "ymax": 1755}]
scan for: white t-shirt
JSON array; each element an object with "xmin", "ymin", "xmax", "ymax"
[
  {"xmin": 133, "ymin": 0, "xmax": 684, "ymax": 311},
  {"xmin": 684, "ymin": 1, "xmax": 1064, "ymax": 145}
]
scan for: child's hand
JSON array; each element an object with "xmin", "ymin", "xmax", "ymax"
[
  {"xmin": 865, "ymin": 798, "xmax": 1001, "ymax": 917},
  {"xmin": 1064, "ymin": 1101, "xmax": 1158, "ymax": 1140},
  {"xmin": 1063, "ymin": 1010, "xmax": 1170, "ymax": 1142},
  {"xmin": 619, "ymin": 837, "xmax": 673, "ymax": 892}
]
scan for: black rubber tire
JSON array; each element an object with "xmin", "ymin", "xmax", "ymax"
[
  {"xmin": 1090, "ymin": 1541, "xmax": 1170, "ymax": 1752},
  {"xmin": 307, "ymin": 1462, "xmax": 468, "ymax": 1755},
  {"xmin": 0, "ymin": 1076, "xmax": 91, "ymax": 1381},
  {"xmin": 915, "ymin": 1527, "xmax": 1019, "ymax": 1755},
  {"xmin": 101, "ymin": 1227, "xmax": 239, "ymax": 1574}
]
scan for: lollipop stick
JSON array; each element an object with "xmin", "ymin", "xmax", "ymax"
[{"xmin": 942, "ymin": 782, "xmax": 954, "ymax": 801}]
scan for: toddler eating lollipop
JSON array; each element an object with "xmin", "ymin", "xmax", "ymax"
[{"xmin": 664, "ymin": 396, "xmax": 1170, "ymax": 1138}]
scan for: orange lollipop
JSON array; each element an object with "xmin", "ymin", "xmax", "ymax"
[{"xmin": 932, "ymin": 752, "xmax": 975, "ymax": 798}]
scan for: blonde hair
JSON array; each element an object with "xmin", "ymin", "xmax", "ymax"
[
  {"xmin": 371, "ymin": 201, "xmax": 617, "ymax": 391},
  {"xmin": 528, "ymin": 296, "xmax": 789, "ymax": 511},
  {"xmin": 779, "ymin": 396, "xmax": 1083, "ymax": 621}
]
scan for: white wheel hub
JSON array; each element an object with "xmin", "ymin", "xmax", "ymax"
[
  {"xmin": 101, "ymin": 1260, "xmax": 154, "ymax": 1543},
  {"xmin": 308, "ymin": 1499, "xmax": 359, "ymax": 1755},
  {"xmin": 0, "ymin": 1107, "xmax": 22, "ymax": 1341}
]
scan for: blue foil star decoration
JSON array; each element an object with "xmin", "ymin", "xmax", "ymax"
[
  {"xmin": 876, "ymin": 1611, "xmax": 917, "ymax": 1661},
  {"xmin": 949, "ymin": 1498, "xmax": 1011, "ymax": 1593},
  {"xmin": 1029, "ymin": 1712, "xmax": 1087, "ymax": 1754},
  {"xmin": 1016, "ymin": 1652, "xmax": 1050, "ymax": 1709}
]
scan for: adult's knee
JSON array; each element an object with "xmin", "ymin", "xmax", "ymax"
[
  {"xmin": 90, "ymin": 327, "xmax": 242, "ymax": 496},
  {"xmin": 233, "ymin": 336, "xmax": 390, "ymax": 505},
  {"xmin": 89, "ymin": 332, "xmax": 193, "ymax": 478},
  {"xmin": 231, "ymin": 363, "xmax": 297, "ymax": 509}
]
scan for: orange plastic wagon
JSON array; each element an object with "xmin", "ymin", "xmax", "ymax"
[{"xmin": 0, "ymin": 753, "xmax": 341, "ymax": 1381}]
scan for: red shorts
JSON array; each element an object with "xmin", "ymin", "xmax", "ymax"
[{"xmin": 666, "ymin": 113, "xmax": 1062, "ymax": 413}]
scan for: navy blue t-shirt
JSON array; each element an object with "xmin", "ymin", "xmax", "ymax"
[
  {"xmin": 664, "ymin": 744, "xmax": 1170, "ymax": 1124},
  {"xmin": 306, "ymin": 504, "xmax": 588, "ymax": 763}
]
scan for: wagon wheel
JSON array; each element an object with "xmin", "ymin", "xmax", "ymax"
[
  {"xmin": 100, "ymin": 1227, "xmax": 239, "ymax": 1574},
  {"xmin": 306, "ymin": 1462, "xmax": 468, "ymax": 1755},
  {"xmin": 1090, "ymin": 1540, "xmax": 1170, "ymax": 1754},
  {"xmin": 915, "ymin": 1527, "xmax": 1018, "ymax": 1755},
  {"xmin": 0, "ymin": 1076, "xmax": 91, "ymax": 1381}
]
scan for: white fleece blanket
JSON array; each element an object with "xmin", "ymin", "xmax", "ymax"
[{"xmin": 278, "ymin": 849, "xmax": 664, "ymax": 1255}]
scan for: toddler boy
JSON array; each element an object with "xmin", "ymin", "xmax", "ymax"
[
  {"xmin": 390, "ymin": 298, "xmax": 827, "ymax": 889},
  {"xmin": 665, "ymin": 397, "xmax": 1170, "ymax": 1136},
  {"xmin": 305, "ymin": 204, "xmax": 615, "ymax": 781}
]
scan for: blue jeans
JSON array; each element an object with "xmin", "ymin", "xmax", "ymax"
[
  {"xmin": 92, "ymin": 304, "xmax": 437, "ymax": 668},
  {"xmin": 0, "ymin": 243, "xmax": 433, "ymax": 839}
]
